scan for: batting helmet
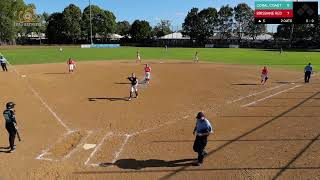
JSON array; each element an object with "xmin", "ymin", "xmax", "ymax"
[
  {"xmin": 6, "ymin": 102, "xmax": 15, "ymax": 109},
  {"xmin": 196, "ymin": 112, "xmax": 205, "ymax": 119}
]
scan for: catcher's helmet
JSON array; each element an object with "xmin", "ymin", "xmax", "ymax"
[{"xmin": 6, "ymin": 102, "xmax": 15, "ymax": 109}]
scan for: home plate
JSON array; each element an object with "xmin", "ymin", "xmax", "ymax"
[
  {"xmin": 21, "ymin": 75, "xmax": 26, "ymax": 78},
  {"xmin": 83, "ymin": 144, "xmax": 96, "ymax": 150}
]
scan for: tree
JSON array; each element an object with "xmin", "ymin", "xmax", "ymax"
[
  {"xmin": 0, "ymin": 0, "xmax": 25, "ymax": 44},
  {"xmin": 234, "ymin": 3, "xmax": 252, "ymax": 42},
  {"xmin": 130, "ymin": 20, "xmax": 152, "ymax": 42},
  {"xmin": 182, "ymin": 8, "xmax": 199, "ymax": 40},
  {"xmin": 63, "ymin": 4, "xmax": 82, "ymax": 43},
  {"xmin": 218, "ymin": 5, "xmax": 234, "ymax": 40},
  {"xmin": 244, "ymin": 10, "xmax": 266, "ymax": 40},
  {"xmin": 182, "ymin": 7, "xmax": 218, "ymax": 43},
  {"xmin": 82, "ymin": 5, "xmax": 116, "ymax": 42},
  {"xmin": 101, "ymin": 10, "xmax": 116, "ymax": 39},
  {"xmin": 153, "ymin": 20, "xmax": 172, "ymax": 37},
  {"xmin": 116, "ymin": 21, "xmax": 131, "ymax": 37},
  {"xmin": 274, "ymin": 24, "xmax": 312, "ymax": 40},
  {"xmin": 46, "ymin": 13, "xmax": 67, "ymax": 43}
]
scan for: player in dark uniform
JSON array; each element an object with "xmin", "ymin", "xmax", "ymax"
[
  {"xmin": 128, "ymin": 73, "xmax": 139, "ymax": 101},
  {"xmin": 3, "ymin": 102, "xmax": 18, "ymax": 152},
  {"xmin": 193, "ymin": 112, "xmax": 213, "ymax": 166}
]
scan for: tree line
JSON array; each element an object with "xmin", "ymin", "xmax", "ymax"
[{"xmin": 0, "ymin": 1, "xmax": 319, "ymax": 45}]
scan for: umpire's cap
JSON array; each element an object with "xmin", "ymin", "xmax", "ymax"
[
  {"xmin": 196, "ymin": 112, "xmax": 205, "ymax": 119},
  {"xmin": 6, "ymin": 102, "xmax": 15, "ymax": 109}
]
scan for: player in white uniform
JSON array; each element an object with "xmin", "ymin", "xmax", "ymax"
[{"xmin": 136, "ymin": 50, "xmax": 141, "ymax": 63}]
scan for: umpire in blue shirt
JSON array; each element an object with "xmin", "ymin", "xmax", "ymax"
[
  {"xmin": 193, "ymin": 112, "xmax": 213, "ymax": 166},
  {"xmin": 304, "ymin": 63, "xmax": 313, "ymax": 83}
]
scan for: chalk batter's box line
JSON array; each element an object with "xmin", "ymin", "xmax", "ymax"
[
  {"xmin": 36, "ymin": 130, "xmax": 79, "ymax": 161},
  {"xmin": 86, "ymin": 115, "xmax": 191, "ymax": 167}
]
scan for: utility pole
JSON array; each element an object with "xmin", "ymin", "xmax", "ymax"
[{"xmin": 89, "ymin": 0, "xmax": 93, "ymax": 44}]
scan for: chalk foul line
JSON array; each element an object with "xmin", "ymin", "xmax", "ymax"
[{"xmin": 241, "ymin": 85, "xmax": 302, "ymax": 107}]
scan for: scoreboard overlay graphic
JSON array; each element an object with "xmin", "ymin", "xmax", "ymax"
[{"xmin": 254, "ymin": 1, "xmax": 318, "ymax": 24}]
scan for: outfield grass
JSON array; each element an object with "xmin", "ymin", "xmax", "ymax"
[{"xmin": 0, "ymin": 46, "xmax": 319, "ymax": 70}]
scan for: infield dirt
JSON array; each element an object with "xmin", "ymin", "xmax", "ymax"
[{"xmin": 0, "ymin": 60, "xmax": 319, "ymax": 180}]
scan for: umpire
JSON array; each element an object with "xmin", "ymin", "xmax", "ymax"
[
  {"xmin": 3, "ymin": 102, "xmax": 17, "ymax": 152},
  {"xmin": 193, "ymin": 112, "xmax": 213, "ymax": 166},
  {"xmin": 304, "ymin": 63, "xmax": 313, "ymax": 83},
  {"xmin": 0, "ymin": 55, "xmax": 8, "ymax": 72}
]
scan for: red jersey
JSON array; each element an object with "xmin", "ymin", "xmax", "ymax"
[
  {"xmin": 145, "ymin": 66, "xmax": 151, "ymax": 72},
  {"xmin": 68, "ymin": 60, "xmax": 76, "ymax": 65},
  {"xmin": 262, "ymin": 68, "xmax": 268, "ymax": 75}
]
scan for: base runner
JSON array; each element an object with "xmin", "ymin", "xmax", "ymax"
[
  {"xmin": 128, "ymin": 73, "xmax": 139, "ymax": 101},
  {"xmin": 261, "ymin": 66, "xmax": 269, "ymax": 85},
  {"xmin": 144, "ymin": 64, "xmax": 152, "ymax": 84},
  {"xmin": 67, "ymin": 58, "xmax": 76, "ymax": 73}
]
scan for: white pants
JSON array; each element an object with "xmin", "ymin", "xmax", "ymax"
[
  {"xmin": 69, "ymin": 64, "xmax": 75, "ymax": 71},
  {"xmin": 131, "ymin": 85, "xmax": 138, "ymax": 92},
  {"xmin": 145, "ymin": 72, "xmax": 151, "ymax": 80},
  {"xmin": 261, "ymin": 74, "xmax": 268, "ymax": 81}
]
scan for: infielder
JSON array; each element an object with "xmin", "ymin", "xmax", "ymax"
[
  {"xmin": 128, "ymin": 73, "xmax": 139, "ymax": 101},
  {"xmin": 193, "ymin": 112, "xmax": 213, "ymax": 166},
  {"xmin": 0, "ymin": 55, "xmax": 8, "ymax": 72},
  {"xmin": 3, "ymin": 102, "xmax": 18, "ymax": 153},
  {"xmin": 67, "ymin": 58, "xmax": 76, "ymax": 73},
  {"xmin": 194, "ymin": 51, "xmax": 199, "ymax": 63},
  {"xmin": 261, "ymin": 66, "xmax": 269, "ymax": 85},
  {"xmin": 136, "ymin": 50, "xmax": 141, "ymax": 63},
  {"xmin": 144, "ymin": 64, "xmax": 152, "ymax": 84},
  {"xmin": 304, "ymin": 63, "xmax": 313, "ymax": 83}
]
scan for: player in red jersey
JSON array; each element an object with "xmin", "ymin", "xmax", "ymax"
[
  {"xmin": 261, "ymin": 66, "xmax": 269, "ymax": 85},
  {"xmin": 67, "ymin": 58, "xmax": 76, "ymax": 73},
  {"xmin": 144, "ymin": 64, "xmax": 152, "ymax": 84}
]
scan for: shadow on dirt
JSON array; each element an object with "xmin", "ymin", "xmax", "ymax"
[
  {"xmin": 88, "ymin": 97, "xmax": 129, "ymax": 102},
  {"xmin": 114, "ymin": 82, "xmax": 131, "ymax": 85},
  {"xmin": 232, "ymin": 83, "xmax": 260, "ymax": 86},
  {"xmin": 44, "ymin": 72, "xmax": 70, "ymax": 75},
  {"xmin": 99, "ymin": 158, "xmax": 197, "ymax": 170},
  {"xmin": 0, "ymin": 146, "xmax": 11, "ymax": 153}
]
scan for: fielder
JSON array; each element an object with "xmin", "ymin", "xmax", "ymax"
[
  {"xmin": 128, "ymin": 73, "xmax": 139, "ymax": 101},
  {"xmin": 194, "ymin": 51, "xmax": 199, "ymax": 63},
  {"xmin": 3, "ymin": 102, "xmax": 18, "ymax": 153},
  {"xmin": 193, "ymin": 112, "xmax": 213, "ymax": 166},
  {"xmin": 261, "ymin": 66, "xmax": 269, "ymax": 85},
  {"xmin": 67, "ymin": 58, "xmax": 76, "ymax": 73},
  {"xmin": 0, "ymin": 55, "xmax": 8, "ymax": 72},
  {"xmin": 144, "ymin": 64, "xmax": 152, "ymax": 84},
  {"xmin": 304, "ymin": 63, "xmax": 313, "ymax": 83},
  {"xmin": 136, "ymin": 50, "xmax": 141, "ymax": 63}
]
